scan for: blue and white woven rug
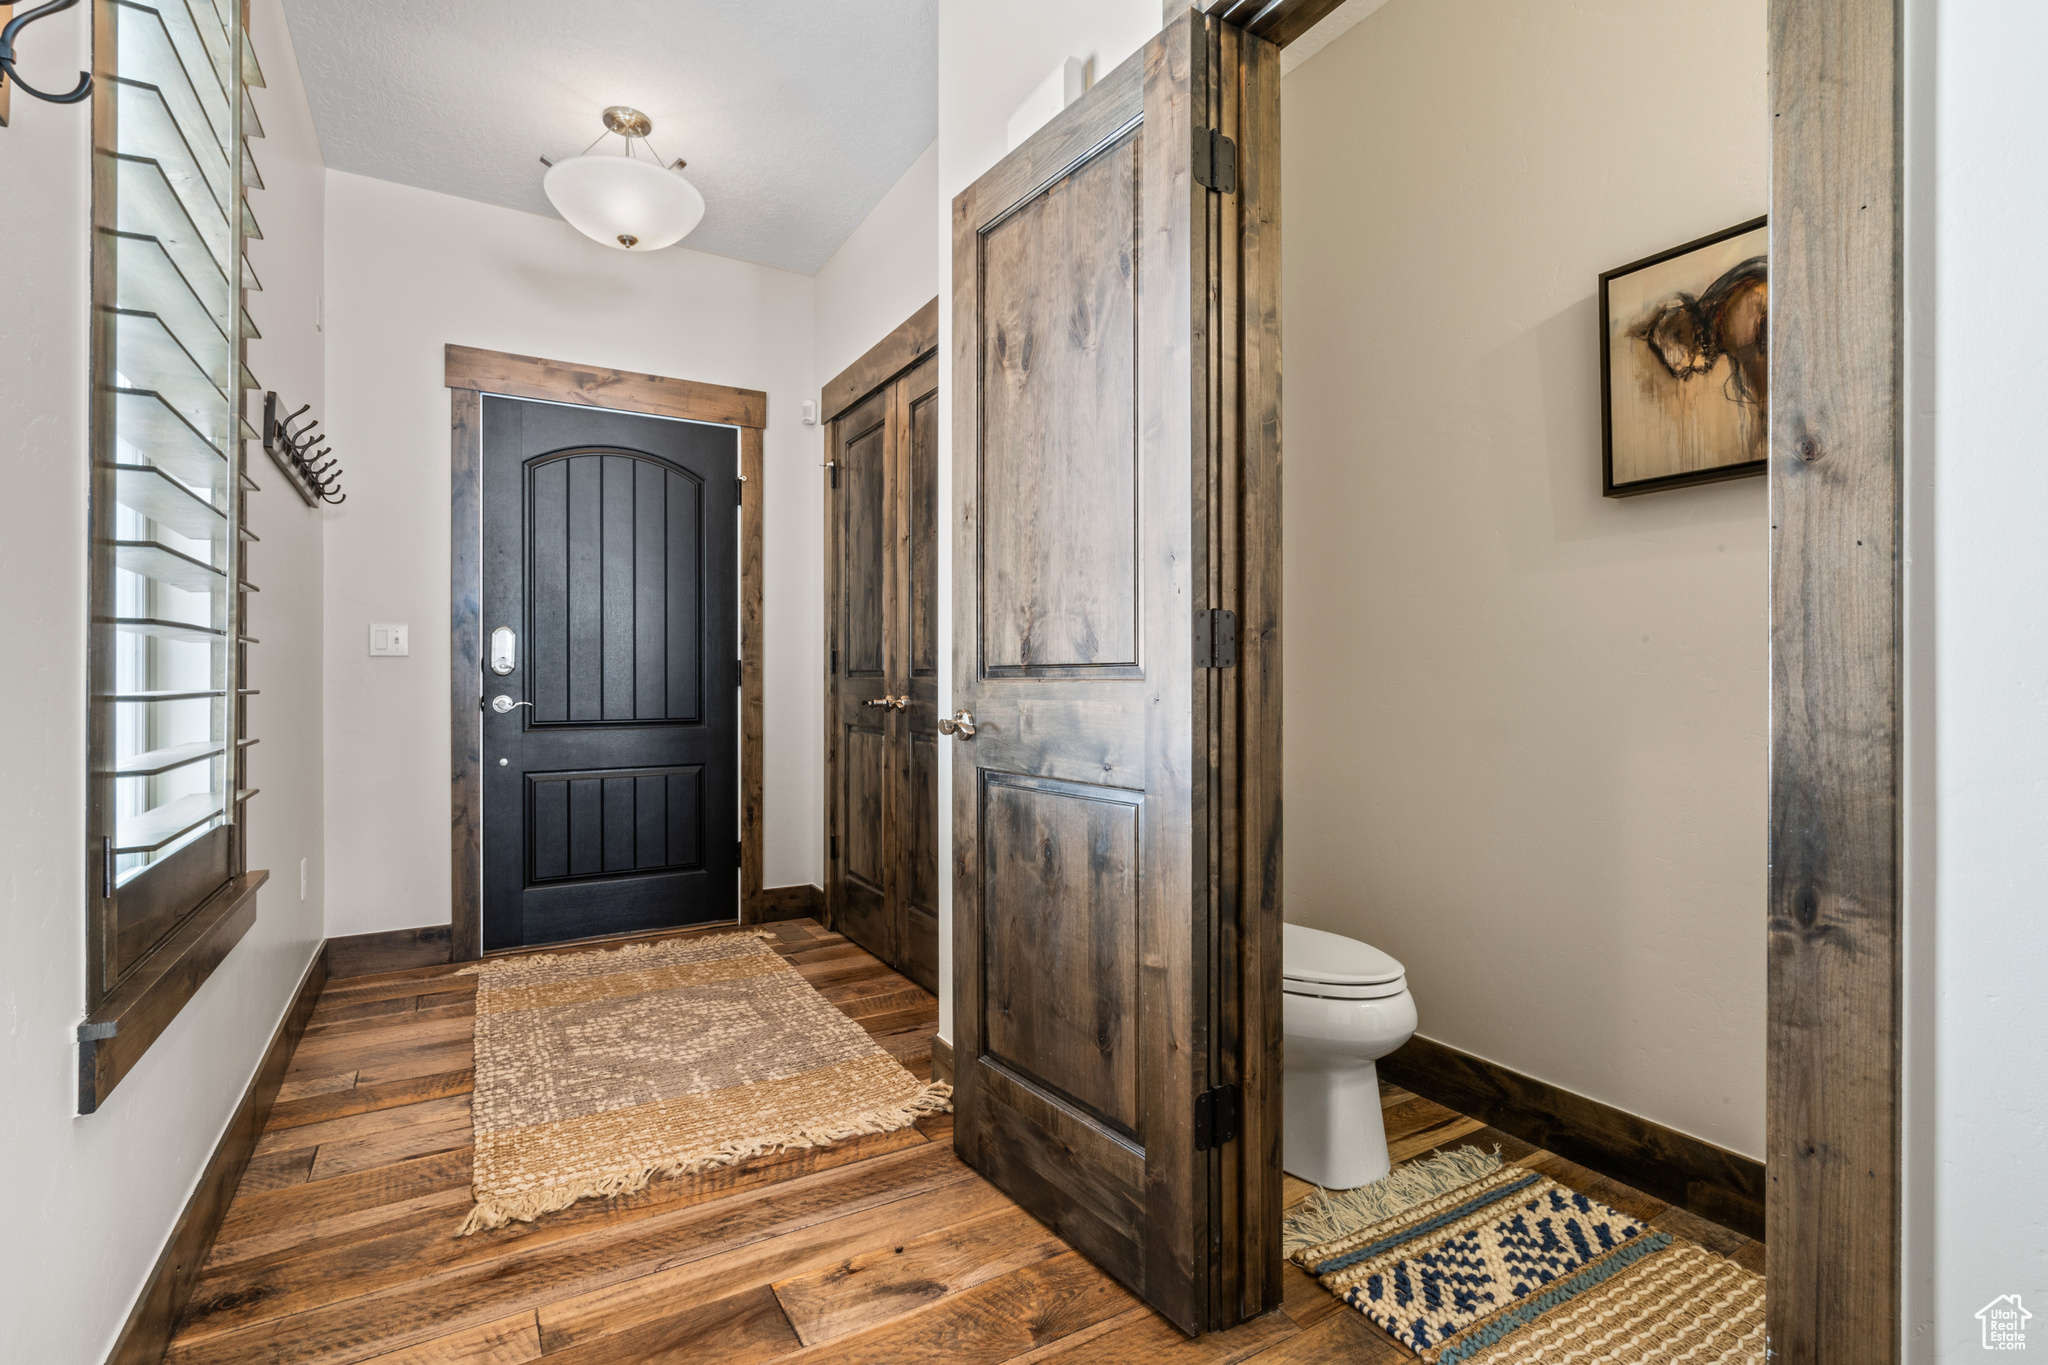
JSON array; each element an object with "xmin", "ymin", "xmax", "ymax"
[{"xmin": 1284, "ymin": 1147, "xmax": 1765, "ymax": 1363}]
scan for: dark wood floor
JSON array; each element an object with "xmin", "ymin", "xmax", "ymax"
[{"xmin": 163, "ymin": 919, "xmax": 1764, "ymax": 1364}]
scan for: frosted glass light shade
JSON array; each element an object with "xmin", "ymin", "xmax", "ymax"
[{"xmin": 543, "ymin": 154, "xmax": 705, "ymax": 251}]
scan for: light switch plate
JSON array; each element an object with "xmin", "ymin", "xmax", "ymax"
[{"xmin": 369, "ymin": 623, "xmax": 409, "ymax": 656}]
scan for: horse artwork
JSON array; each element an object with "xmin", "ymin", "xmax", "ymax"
[{"xmin": 1599, "ymin": 217, "xmax": 1768, "ymax": 496}]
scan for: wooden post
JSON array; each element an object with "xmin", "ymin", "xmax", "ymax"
[{"xmin": 1766, "ymin": 0, "xmax": 1903, "ymax": 1359}]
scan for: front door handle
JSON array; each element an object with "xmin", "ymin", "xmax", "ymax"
[
  {"xmin": 487, "ymin": 694, "xmax": 534, "ymax": 715},
  {"xmin": 938, "ymin": 710, "xmax": 976, "ymax": 738}
]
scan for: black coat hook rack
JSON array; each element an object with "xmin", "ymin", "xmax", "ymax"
[
  {"xmin": 0, "ymin": 0, "xmax": 94, "ymax": 111},
  {"xmin": 262, "ymin": 392, "xmax": 346, "ymax": 506}
]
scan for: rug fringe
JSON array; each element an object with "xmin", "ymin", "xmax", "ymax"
[
  {"xmin": 454, "ymin": 928, "xmax": 778, "ymax": 978},
  {"xmin": 1281, "ymin": 1144, "xmax": 1503, "ymax": 1253},
  {"xmin": 455, "ymin": 1080, "xmax": 954, "ymax": 1236}
]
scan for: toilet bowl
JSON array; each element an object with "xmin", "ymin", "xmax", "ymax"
[{"xmin": 1282, "ymin": 923, "xmax": 1418, "ymax": 1190}]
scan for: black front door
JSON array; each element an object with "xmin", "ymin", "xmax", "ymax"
[{"xmin": 481, "ymin": 396, "xmax": 740, "ymax": 950}]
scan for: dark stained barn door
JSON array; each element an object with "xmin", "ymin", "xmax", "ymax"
[
  {"xmin": 949, "ymin": 12, "xmax": 1284, "ymax": 1337},
  {"xmin": 481, "ymin": 396, "xmax": 740, "ymax": 949},
  {"xmin": 827, "ymin": 350, "xmax": 940, "ymax": 993}
]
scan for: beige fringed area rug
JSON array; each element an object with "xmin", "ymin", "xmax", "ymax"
[
  {"xmin": 456, "ymin": 930, "xmax": 950, "ymax": 1235},
  {"xmin": 1283, "ymin": 1147, "xmax": 1765, "ymax": 1363}
]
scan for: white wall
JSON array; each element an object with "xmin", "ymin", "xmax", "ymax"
[
  {"xmin": 814, "ymin": 141, "xmax": 939, "ymax": 388},
  {"xmin": 320, "ymin": 173, "xmax": 821, "ymax": 937},
  {"xmin": 1904, "ymin": 0, "xmax": 2048, "ymax": 1355},
  {"xmin": 0, "ymin": 1, "xmax": 329, "ymax": 1356},
  {"xmin": 1281, "ymin": 0, "xmax": 1769, "ymax": 1158},
  {"xmin": 931, "ymin": 0, "xmax": 1165, "ymax": 1043},
  {"xmin": 245, "ymin": 0, "xmax": 331, "ymax": 984}
]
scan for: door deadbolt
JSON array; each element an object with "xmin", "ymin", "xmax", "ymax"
[
  {"xmin": 489, "ymin": 626, "xmax": 517, "ymax": 676},
  {"xmin": 938, "ymin": 710, "xmax": 977, "ymax": 738},
  {"xmin": 862, "ymin": 694, "xmax": 909, "ymax": 710}
]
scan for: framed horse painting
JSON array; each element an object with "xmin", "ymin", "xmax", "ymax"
[{"xmin": 1599, "ymin": 216, "xmax": 1768, "ymax": 496}]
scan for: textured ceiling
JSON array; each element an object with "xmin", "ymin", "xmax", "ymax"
[{"xmin": 281, "ymin": 0, "xmax": 938, "ymax": 273}]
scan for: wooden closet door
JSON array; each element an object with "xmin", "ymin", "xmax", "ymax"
[
  {"xmin": 948, "ymin": 13, "xmax": 1282, "ymax": 1336},
  {"xmin": 827, "ymin": 354, "xmax": 940, "ymax": 994},
  {"xmin": 830, "ymin": 388, "xmax": 896, "ymax": 966}
]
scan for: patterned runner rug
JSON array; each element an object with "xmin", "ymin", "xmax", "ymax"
[
  {"xmin": 456, "ymin": 930, "xmax": 950, "ymax": 1234},
  {"xmin": 1284, "ymin": 1147, "xmax": 1765, "ymax": 1363}
]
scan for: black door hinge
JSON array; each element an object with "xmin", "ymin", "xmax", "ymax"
[
  {"xmin": 831, "ymin": 648, "xmax": 838, "ymax": 675},
  {"xmin": 1194, "ymin": 1083, "xmax": 1241, "ymax": 1151},
  {"xmin": 736, "ymin": 480, "xmax": 745, "ymax": 506},
  {"xmin": 1194, "ymin": 608, "xmax": 1237, "ymax": 668},
  {"xmin": 1194, "ymin": 127, "xmax": 1237, "ymax": 194},
  {"xmin": 736, "ymin": 839, "xmax": 743, "ymax": 863},
  {"xmin": 830, "ymin": 834, "xmax": 838, "ymax": 860},
  {"xmin": 830, "ymin": 463, "xmax": 839, "ymax": 489}
]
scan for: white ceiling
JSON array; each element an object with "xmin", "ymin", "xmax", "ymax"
[{"xmin": 280, "ymin": 0, "xmax": 939, "ymax": 273}]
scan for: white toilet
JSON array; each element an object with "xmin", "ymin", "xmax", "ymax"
[{"xmin": 1282, "ymin": 923, "xmax": 1418, "ymax": 1190}]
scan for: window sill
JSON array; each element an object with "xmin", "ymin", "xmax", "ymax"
[{"xmin": 78, "ymin": 869, "xmax": 268, "ymax": 1114}]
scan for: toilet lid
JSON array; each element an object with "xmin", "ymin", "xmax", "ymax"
[{"xmin": 1282, "ymin": 923, "xmax": 1406, "ymax": 987}]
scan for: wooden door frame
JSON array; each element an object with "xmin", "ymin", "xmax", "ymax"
[
  {"xmin": 818, "ymin": 299, "xmax": 939, "ymax": 939},
  {"xmin": 444, "ymin": 345, "xmax": 772, "ymax": 960},
  {"xmin": 1195, "ymin": 0, "xmax": 1906, "ymax": 1356}
]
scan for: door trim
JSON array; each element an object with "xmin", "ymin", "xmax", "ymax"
[
  {"xmin": 820, "ymin": 298, "xmax": 939, "ymax": 426},
  {"xmin": 1200, "ymin": 0, "xmax": 1905, "ymax": 1354},
  {"xmin": 446, "ymin": 346, "xmax": 771, "ymax": 960}
]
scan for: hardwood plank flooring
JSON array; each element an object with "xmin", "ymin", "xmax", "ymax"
[{"xmin": 166, "ymin": 921, "xmax": 1764, "ymax": 1364}]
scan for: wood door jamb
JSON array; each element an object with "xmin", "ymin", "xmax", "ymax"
[
  {"xmin": 447, "ymin": 345, "xmax": 771, "ymax": 961},
  {"xmin": 1178, "ymin": 0, "xmax": 1907, "ymax": 1351}
]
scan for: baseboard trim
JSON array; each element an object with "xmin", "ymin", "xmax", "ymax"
[
  {"xmin": 104, "ymin": 941, "xmax": 329, "ymax": 1365},
  {"xmin": 327, "ymin": 924, "xmax": 453, "ymax": 979},
  {"xmin": 751, "ymin": 884, "xmax": 823, "ymax": 923},
  {"xmin": 931, "ymin": 1035, "xmax": 954, "ymax": 1087},
  {"xmin": 1380, "ymin": 1033, "xmax": 1766, "ymax": 1241}
]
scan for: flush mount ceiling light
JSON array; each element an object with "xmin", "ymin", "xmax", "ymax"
[{"xmin": 541, "ymin": 106, "xmax": 705, "ymax": 251}]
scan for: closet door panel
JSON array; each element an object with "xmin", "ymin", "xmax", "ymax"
[{"xmin": 828, "ymin": 385, "xmax": 898, "ymax": 967}]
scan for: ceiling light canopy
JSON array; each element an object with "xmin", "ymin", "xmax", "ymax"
[{"xmin": 543, "ymin": 106, "xmax": 704, "ymax": 251}]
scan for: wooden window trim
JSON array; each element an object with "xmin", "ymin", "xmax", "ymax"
[
  {"xmin": 78, "ymin": 871, "xmax": 268, "ymax": 1114},
  {"xmin": 80, "ymin": 0, "xmax": 265, "ymax": 1114},
  {"xmin": 446, "ymin": 346, "xmax": 772, "ymax": 959}
]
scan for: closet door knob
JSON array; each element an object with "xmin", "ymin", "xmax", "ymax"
[{"xmin": 939, "ymin": 710, "xmax": 977, "ymax": 738}]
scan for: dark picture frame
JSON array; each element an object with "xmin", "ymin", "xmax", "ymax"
[{"xmin": 1599, "ymin": 215, "xmax": 1769, "ymax": 497}]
